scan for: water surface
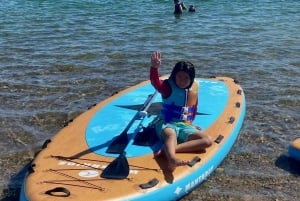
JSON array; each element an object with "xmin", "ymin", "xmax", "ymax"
[{"xmin": 0, "ymin": 0, "xmax": 299, "ymax": 200}]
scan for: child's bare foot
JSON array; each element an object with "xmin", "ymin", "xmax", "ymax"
[{"xmin": 168, "ymin": 157, "xmax": 189, "ymax": 172}]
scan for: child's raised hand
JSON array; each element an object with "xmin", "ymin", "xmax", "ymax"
[{"xmin": 151, "ymin": 51, "xmax": 161, "ymax": 68}]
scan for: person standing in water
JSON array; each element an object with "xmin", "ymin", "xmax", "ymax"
[
  {"xmin": 150, "ymin": 51, "xmax": 212, "ymax": 171},
  {"xmin": 174, "ymin": 0, "xmax": 186, "ymax": 15},
  {"xmin": 189, "ymin": 5, "xmax": 196, "ymax": 12}
]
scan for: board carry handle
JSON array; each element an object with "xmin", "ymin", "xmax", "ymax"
[
  {"xmin": 106, "ymin": 91, "xmax": 158, "ymax": 154},
  {"xmin": 45, "ymin": 187, "xmax": 70, "ymax": 197}
]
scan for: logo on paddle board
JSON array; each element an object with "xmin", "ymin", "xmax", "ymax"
[
  {"xmin": 57, "ymin": 160, "xmax": 139, "ymax": 176},
  {"xmin": 78, "ymin": 170, "xmax": 99, "ymax": 178}
]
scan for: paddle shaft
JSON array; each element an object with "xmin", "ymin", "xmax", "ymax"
[
  {"xmin": 105, "ymin": 91, "xmax": 158, "ymax": 154},
  {"xmin": 122, "ymin": 91, "xmax": 158, "ymax": 134}
]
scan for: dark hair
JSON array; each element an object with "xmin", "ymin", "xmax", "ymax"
[
  {"xmin": 170, "ymin": 61, "xmax": 195, "ymax": 89},
  {"xmin": 189, "ymin": 5, "xmax": 196, "ymax": 12}
]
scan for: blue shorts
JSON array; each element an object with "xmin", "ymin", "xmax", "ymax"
[{"xmin": 155, "ymin": 121, "xmax": 199, "ymax": 144}]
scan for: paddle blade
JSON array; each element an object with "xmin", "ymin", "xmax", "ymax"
[
  {"xmin": 106, "ymin": 131, "xmax": 129, "ymax": 154},
  {"xmin": 101, "ymin": 152, "xmax": 129, "ymax": 179}
]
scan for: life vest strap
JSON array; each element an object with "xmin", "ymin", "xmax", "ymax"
[
  {"xmin": 162, "ymin": 103, "xmax": 194, "ymax": 113},
  {"xmin": 162, "ymin": 108, "xmax": 194, "ymax": 123},
  {"xmin": 180, "ymin": 114, "xmax": 193, "ymax": 121}
]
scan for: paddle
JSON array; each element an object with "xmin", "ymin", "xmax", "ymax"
[
  {"xmin": 106, "ymin": 91, "xmax": 158, "ymax": 154},
  {"xmin": 102, "ymin": 91, "xmax": 158, "ymax": 179},
  {"xmin": 101, "ymin": 152, "xmax": 129, "ymax": 179}
]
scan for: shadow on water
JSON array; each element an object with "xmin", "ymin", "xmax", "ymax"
[{"xmin": 275, "ymin": 154, "xmax": 300, "ymax": 176}]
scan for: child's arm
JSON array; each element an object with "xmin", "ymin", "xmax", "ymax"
[{"xmin": 150, "ymin": 51, "xmax": 171, "ymax": 98}]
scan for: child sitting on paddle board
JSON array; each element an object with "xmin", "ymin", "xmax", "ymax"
[{"xmin": 150, "ymin": 51, "xmax": 212, "ymax": 171}]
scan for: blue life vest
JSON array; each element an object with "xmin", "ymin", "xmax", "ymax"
[{"xmin": 161, "ymin": 79, "xmax": 198, "ymax": 124}]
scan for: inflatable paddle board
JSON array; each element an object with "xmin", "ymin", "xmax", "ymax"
[
  {"xmin": 288, "ymin": 138, "xmax": 300, "ymax": 161},
  {"xmin": 20, "ymin": 76, "xmax": 246, "ymax": 201}
]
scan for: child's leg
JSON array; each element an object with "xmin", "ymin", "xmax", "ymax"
[
  {"xmin": 176, "ymin": 131, "xmax": 212, "ymax": 153},
  {"xmin": 162, "ymin": 127, "xmax": 189, "ymax": 171}
]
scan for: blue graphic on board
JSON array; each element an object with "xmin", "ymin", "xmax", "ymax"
[{"xmin": 85, "ymin": 79, "xmax": 229, "ymax": 157}]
